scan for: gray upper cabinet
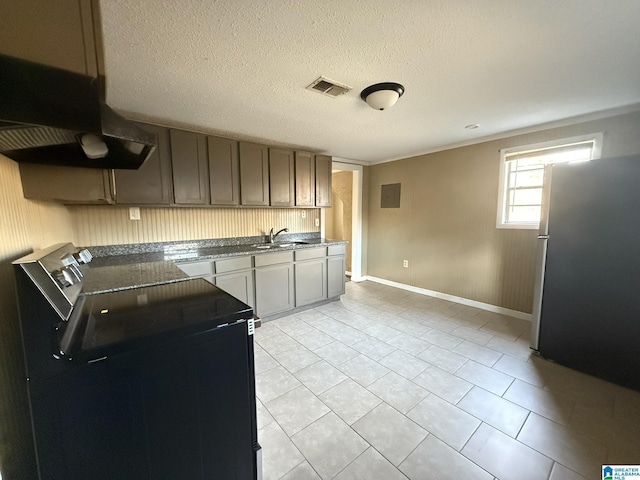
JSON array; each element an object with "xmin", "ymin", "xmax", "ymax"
[
  {"xmin": 114, "ymin": 123, "xmax": 172, "ymax": 205},
  {"xmin": 295, "ymin": 151, "xmax": 315, "ymax": 207},
  {"xmin": 170, "ymin": 129, "xmax": 209, "ymax": 205},
  {"xmin": 269, "ymin": 148, "xmax": 294, "ymax": 207},
  {"xmin": 208, "ymin": 136, "xmax": 240, "ymax": 206},
  {"xmin": 315, "ymin": 154, "xmax": 332, "ymax": 207},
  {"xmin": 239, "ymin": 142, "xmax": 269, "ymax": 206},
  {"xmin": 0, "ymin": 0, "xmax": 102, "ymax": 77},
  {"xmin": 19, "ymin": 163, "xmax": 113, "ymax": 204}
]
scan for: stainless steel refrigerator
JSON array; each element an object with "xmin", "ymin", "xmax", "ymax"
[{"xmin": 531, "ymin": 154, "xmax": 640, "ymax": 390}]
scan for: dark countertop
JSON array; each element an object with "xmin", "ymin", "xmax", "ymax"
[
  {"xmin": 84, "ymin": 237, "xmax": 347, "ymax": 295},
  {"xmin": 82, "ymin": 261, "xmax": 191, "ymax": 295}
]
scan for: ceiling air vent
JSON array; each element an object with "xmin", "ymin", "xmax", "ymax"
[{"xmin": 306, "ymin": 77, "xmax": 352, "ymax": 98}]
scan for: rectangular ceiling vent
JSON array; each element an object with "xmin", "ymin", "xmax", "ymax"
[{"xmin": 306, "ymin": 77, "xmax": 352, "ymax": 98}]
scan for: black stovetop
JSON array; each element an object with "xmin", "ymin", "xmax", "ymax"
[{"xmin": 60, "ymin": 279, "xmax": 253, "ymax": 361}]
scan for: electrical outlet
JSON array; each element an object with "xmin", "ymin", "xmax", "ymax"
[
  {"xmin": 301, "ymin": 211, "xmax": 306, "ymax": 218},
  {"xmin": 403, "ymin": 260, "xmax": 408, "ymax": 268},
  {"xmin": 315, "ymin": 218, "xmax": 320, "ymax": 227},
  {"xmin": 129, "ymin": 207, "xmax": 140, "ymax": 221}
]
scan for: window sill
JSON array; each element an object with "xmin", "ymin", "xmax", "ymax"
[{"xmin": 496, "ymin": 222, "xmax": 539, "ymax": 230}]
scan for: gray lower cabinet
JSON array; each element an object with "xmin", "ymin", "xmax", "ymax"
[
  {"xmin": 174, "ymin": 260, "xmax": 214, "ymax": 284},
  {"xmin": 294, "ymin": 248, "xmax": 327, "ymax": 307},
  {"xmin": 327, "ymin": 244, "xmax": 346, "ymax": 298},
  {"xmin": 213, "ymin": 256, "xmax": 254, "ymax": 308},
  {"xmin": 175, "ymin": 245, "xmax": 344, "ymax": 318},
  {"xmin": 254, "ymin": 251, "xmax": 294, "ymax": 317},
  {"xmin": 214, "ymin": 271, "xmax": 254, "ymax": 308}
]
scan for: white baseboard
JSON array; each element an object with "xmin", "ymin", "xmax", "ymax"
[{"xmin": 364, "ymin": 276, "xmax": 532, "ymax": 321}]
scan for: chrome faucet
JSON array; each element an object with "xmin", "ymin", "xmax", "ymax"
[{"xmin": 269, "ymin": 227, "xmax": 289, "ymax": 243}]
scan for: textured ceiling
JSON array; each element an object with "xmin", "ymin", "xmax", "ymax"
[{"xmin": 100, "ymin": 0, "xmax": 640, "ymax": 164}]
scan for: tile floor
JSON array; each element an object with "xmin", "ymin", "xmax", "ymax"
[{"xmin": 254, "ymin": 281, "xmax": 640, "ymax": 480}]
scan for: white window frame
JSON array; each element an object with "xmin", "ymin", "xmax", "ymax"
[{"xmin": 496, "ymin": 133, "xmax": 603, "ymax": 229}]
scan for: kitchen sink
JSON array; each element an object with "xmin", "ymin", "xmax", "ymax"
[{"xmin": 251, "ymin": 241, "xmax": 309, "ymax": 249}]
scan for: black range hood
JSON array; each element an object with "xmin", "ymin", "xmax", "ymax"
[{"xmin": 0, "ymin": 54, "xmax": 156, "ymax": 170}]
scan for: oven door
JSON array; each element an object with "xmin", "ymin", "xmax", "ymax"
[{"xmin": 30, "ymin": 319, "xmax": 256, "ymax": 480}]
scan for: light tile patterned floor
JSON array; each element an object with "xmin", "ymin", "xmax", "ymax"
[{"xmin": 254, "ymin": 281, "xmax": 640, "ymax": 480}]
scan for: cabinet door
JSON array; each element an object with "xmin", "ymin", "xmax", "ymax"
[
  {"xmin": 19, "ymin": 163, "xmax": 113, "ymax": 204},
  {"xmin": 295, "ymin": 151, "xmax": 315, "ymax": 206},
  {"xmin": 315, "ymin": 154, "xmax": 332, "ymax": 207},
  {"xmin": 269, "ymin": 148, "xmax": 294, "ymax": 207},
  {"xmin": 295, "ymin": 259, "xmax": 327, "ymax": 307},
  {"xmin": 254, "ymin": 264, "xmax": 294, "ymax": 317},
  {"xmin": 0, "ymin": 0, "xmax": 99, "ymax": 76},
  {"xmin": 114, "ymin": 123, "xmax": 172, "ymax": 204},
  {"xmin": 170, "ymin": 129, "xmax": 209, "ymax": 205},
  {"xmin": 239, "ymin": 142, "xmax": 269, "ymax": 206},
  {"xmin": 208, "ymin": 136, "xmax": 239, "ymax": 206},
  {"xmin": 327, "ymin": 255, "xmax": 346, "ymax": 297},
  {"xmin": 215, "ymin": 271, "xmax": 255, "ymax": 308}
]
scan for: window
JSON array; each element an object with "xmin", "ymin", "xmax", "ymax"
[{"xmin": 496, "ymin": 133, "xmax": 603, "ymax": 229}]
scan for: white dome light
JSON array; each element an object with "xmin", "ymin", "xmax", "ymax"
[{"xmin": 360, "ymin": 82, "xmax": 405, "ymax": 111}]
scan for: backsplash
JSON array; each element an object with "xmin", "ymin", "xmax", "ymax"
[{"xmin": 68, "ymin": 206, "xmax": 320, "ymax": 246}]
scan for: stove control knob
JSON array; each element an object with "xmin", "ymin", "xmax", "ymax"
[
  {"xmin": 54, "ymin": 269, "xmax": 73, "ymax": 287},
  {"xmin": 74, "ymin": 249, "xmax": 93, "ymax": 264}
]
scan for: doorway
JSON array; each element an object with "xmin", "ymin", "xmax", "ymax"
[{"xmin": 321, "ymin": 161, "xmax": 364, "ymax": 281}]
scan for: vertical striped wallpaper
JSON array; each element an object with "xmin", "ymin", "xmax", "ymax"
[
  {"xmin": 68, "ymin": 206, "xmax": 320, "ymax": 246},
  {"xmin": 0, "ymin": 154, "xmax": 75, "ymax": 478}
]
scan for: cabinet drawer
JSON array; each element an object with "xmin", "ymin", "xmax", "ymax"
[
  {"xmin": 295, "ymin": 247, "xmax": 326, "ymax": 261},
  {"xmin": 328, "ymin": 245, "xmax": 346, "ymax": 256},
  {"xmin": 215, "ymin": 256, "xmax": 252, "ymax": 274},
  {"xmin": 176, "ymin": 261, "xmax": 213, "ymax": 277},
  {"xmin": 254, "ymin": 251, "xmax": 293, "ymax": 267}
]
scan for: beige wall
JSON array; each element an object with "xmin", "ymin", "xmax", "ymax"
[
  {"xmin": 325, "ymin": 171, "xmax": 353, "ymax": 271},
  {"xmin": 0, "ymin": 154, "xmax": 75, "ymax": 478},
  {"xmin": 69, "ymin": 206, "xmax": 319, "ymax": 246},
  {"xmin": 367, "ymin": 110, "xmax": 640, "ymax": 313}
]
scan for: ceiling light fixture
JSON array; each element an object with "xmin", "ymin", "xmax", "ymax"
[
  {"xmin": 360, "ymin": 82, "xmax": 405, "ymax": 111},
  {"xmin": 465, "ymin": 124, "xmax": 480, "ymax": 130}
]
